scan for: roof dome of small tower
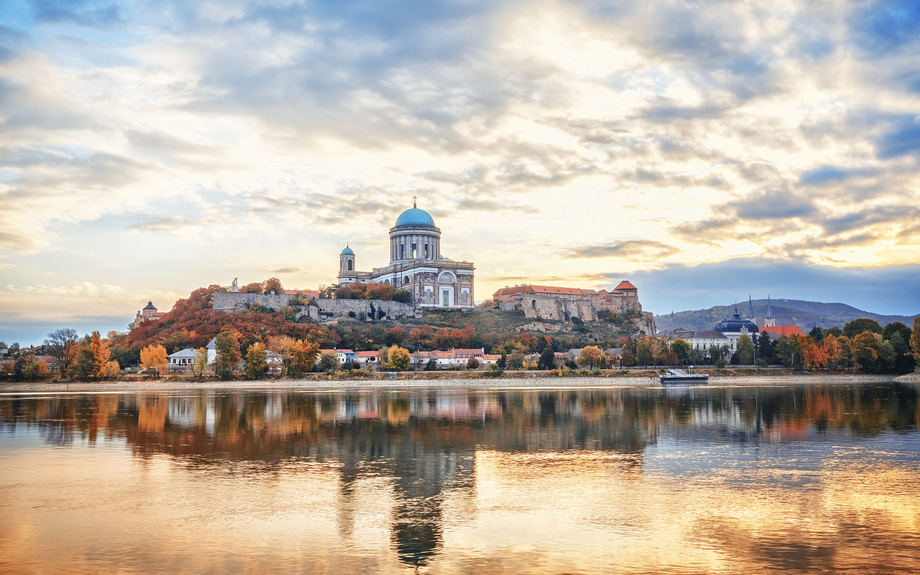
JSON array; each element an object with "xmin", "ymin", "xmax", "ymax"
[
  {"xmin": 143, "ymin": 301, "xmax": 157, "ymax": 310},
  {"xmin": 340, "ymin": 245, "xmax": 354, "ymax": 256}
]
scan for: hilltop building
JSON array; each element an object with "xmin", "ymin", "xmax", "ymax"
[
  {"xmin": 491, "ymin": 281, "xmax": 655, "ymax": 334},
  {"xmin": 135, "ymin": 301, "xmax": 166, "ymax": 325},
  {"xmin": 337, "ymin": 200, "xmax": 475, "ymax": 308}
]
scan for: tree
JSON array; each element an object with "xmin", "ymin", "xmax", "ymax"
[
  {"xmin": 244, "ymin": 343, "xmax": 268, "ymax": 379},
  {"xmin": 539, "ymin": 347, "xmax": 555, "ymax": 370},
  {"xmin": 385, "ymin": 326, "xmax": 406, "ymax": 346},
  {"xmin": 661, "ymin": 350, "xmax": 679, "ymax": 366},
  {"xmin": 319, "ymin": 352, "xmax": 339, "ymax": 372},
  {"xmin": 140, "ymin": 344, "xmax": 168, "ymax": 374},
  {"xmin": 507, "ymin": 351, "xmax": 525, "ymax": 370},
  {"xmin": 808, "ymin": 326, "xmax": 824, "ymax": 343},
  {"xmin": 192, "ymin": 348, "xmax": 210, "ymax": 378},
  {"xmin": 466, "ymin": 356, "xmax": 480, "ymax": 370},
  {"xmin": 670, "ymin": 339, "xmax": 691, "ymax": 365},
  {"xmin": 636, "ymin": 337, "xmax": 662, "ymax": 366},
  {"xmin": 392, "ymin": 289, "xmax": 412, "ymax": 304},
  {"xmin": 888, "ymin": 332, "xmax": 915, "ymax": 374},
  {"xmin": 757, "ymin": 332, "xmax": 773, "ymax": 364},
  {"xmin": 709, "ymin": 344, "xmax": 722, "ymax": 362},
  {"xmin": 850, "ymin": 332, "xmax": 882, "ymax": 373},
  {"xmin": 620, "ymin": 349, "xmax": 636, "ymax": 367},
  {"xmin": 214, "ymin": 331, "xmax": 242, "ymax": 378},
  {"xmin": 843, "ymin": 318, "xmax": 883, "ymax": 339},
  {"xmin": 910, "ymin": 317, "xmax": 920, "ymax": 364},
  {"xmin": 70, "ymin": 345, "xmax": 96, "ymax": 380},
  {"xmin": 43, "ymin": 328, "xmax": 79, "ymax": 376},
  {"xmin": 736, "ymin": 334, "xmax": 755, "ymax": 365},
  {"xmin": 264, "ymin": 277, "xmax": 283, "ymax": 294},
  {"xmin": 577, "ymin": 346, "xmax": 604, "ymax": 369},
  {"xmin": 387, "ymin": 346, "xmax": 411, "ymax": 371},
  {"xmin": 91, "ymin": 331, "xmax": 110, "ymax": 377},
  {"xmin": 102, "ymin": 360, "xmax": 122, "ymax": 379},
  {"xmin": 289, "ymin": 340, "xmax": 320, "ymax": 376}
]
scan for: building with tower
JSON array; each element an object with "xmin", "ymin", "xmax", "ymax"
[
  {"xmin": 764, "ymin": 295, "xmax": 776, "ymax": 327},
  {"xmin": 337, "ymin": 201, "xmax": 475, "ymax": 308}
]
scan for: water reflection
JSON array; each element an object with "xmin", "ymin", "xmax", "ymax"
[{"xmin": 1, "ymin": 383, "xmax": 919, "ymax": 574}]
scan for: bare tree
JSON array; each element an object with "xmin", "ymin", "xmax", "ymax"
[{"xmin": 43, "ymin": 328, "xmax": 79, "ymax": 375}]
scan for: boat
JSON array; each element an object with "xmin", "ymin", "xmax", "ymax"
[{"xmin": 658, "ymin": 368, "xmax": 709, "ymax": 385}]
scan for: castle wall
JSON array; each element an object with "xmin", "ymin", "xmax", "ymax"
[
  {"xmin": 213, "ymin": 292, "xmax": 296, "ymax": 312},
  {"xmin": 212, "ymin": 292, "xmax": 420, "ymax": 321}
]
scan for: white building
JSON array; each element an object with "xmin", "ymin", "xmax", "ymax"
[{"xmin": 337, "ymin": 200, "xmax": 475, "ymax": 308}]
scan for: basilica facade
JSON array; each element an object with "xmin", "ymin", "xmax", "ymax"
[{"xmin": 337, "ymin": 202, "xmax": 475, "ymax": 308}]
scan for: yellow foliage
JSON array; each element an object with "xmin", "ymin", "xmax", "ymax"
[
  {"xmin": 140, "ymin": 344, "xmax": 168, "ymax": 373},
  {"xmin": 102, "ymin": 360, "xmax": 122, "ymax": 378}
]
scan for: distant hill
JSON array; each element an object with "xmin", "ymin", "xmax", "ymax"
[{"xmin": 654, "ymin": 299, "xmax": 919, "ymax": 333}]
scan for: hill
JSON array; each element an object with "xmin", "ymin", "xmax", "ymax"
[{"xmin": 655, "ymin": 299, "xmax": 918, "ymax": 333}]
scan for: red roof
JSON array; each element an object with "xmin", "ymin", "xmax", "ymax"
[
  {"xmin": 356, "ymin": 351, "xmax": 379, "ymax": 358},
  {"xmin": 615, "ymin": 281, "xmax": 637, "ymax": 291},
  {"xmin": 760, "ymin": 325, "xmax": 805, "ymax": 337}
]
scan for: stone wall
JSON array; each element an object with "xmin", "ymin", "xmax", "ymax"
[
  {"xmin": 213, "ymin": 292, "xmax": 298, "ymax": 312},
  {"xmin": 498, "ymin": 294, "xmax": 656, "ymax": 335},
  {"xmin": 315, "ymin": 299, "xmax": 420, "ymax": 320}
]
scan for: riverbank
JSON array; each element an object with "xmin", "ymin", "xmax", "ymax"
[{"xmin": 0, "ymin": 372, "xmax": 908, "ymax": 393}]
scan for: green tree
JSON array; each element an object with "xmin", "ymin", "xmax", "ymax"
[
  {"xmin": 214, "ymin": 331, "xmax": 241, "ymax": 378},
  {"xmin": 737, "ymin": 334, "xmax": 755, "ymax": 365},
  {"xmin": 887, "ymin": 332, "xmax": 915, "ymax": 374},
  {"xmin": 70, "ymin": 346, "xmax": 96, "ymax": 380},
  {"xmin": 319, "ymin": 352, "xmax": 339, "ymax": 372},
  {"xmin": 843, "ymin": 318, "xmax": 883, "ymax": 339},
  {"xmin": 808, "ymin": 326, "xmax": 824, "ymax": 342},
  {"xmin": 507, "ymin": 351, "xmax": 525, "ymax": 370},
  {"xmin": 850, "ymin": 332, "xmax": 882, "ymax": 373},
  {"xmin": 912, "ymin": 317, "xmax": 920, "ymax": 364},
  {"xmin": 882, "ymin": 321, "xmax": 911, "ymax": 343},
  {"xmin": 539, "ymin": 347, "xmax": 555, "ymax": 370},
  {"xmin": 670, "ymin": 339, "xmax": 691, "ymax": 365},
  {"xmin": 392, "ymin": 290, "xmax": 412, "ymax": 304},
  {"xmin": 757, "ymin": 331, "xmax": 773, "ymax": 363},
  {"xmin": 636, "ymin": 337, "xmax": 662, "ymax": 366},
  {"xmin": 244, "ymin": 343, "xmax": 268, "ymax": 379}
]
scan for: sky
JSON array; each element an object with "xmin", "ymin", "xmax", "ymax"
[{"xmin": 1, "ymin": 0, "xmax": 919, "ymax": 345}]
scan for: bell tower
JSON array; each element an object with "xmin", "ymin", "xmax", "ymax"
[{"xmin": 338, "ymin": 245, "xmax": 357, "ymax": 284}]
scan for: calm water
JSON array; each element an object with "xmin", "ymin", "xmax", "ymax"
[{"xmin": 1, "ymin": 382, "xmax": 919, "ymax": 574}]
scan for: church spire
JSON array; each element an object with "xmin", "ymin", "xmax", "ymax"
[
  {"xmin": 748, "ymin": 294, "xmax": 754, "ymax": 320},
  {"xmin": 764, "ymin": 294, "xmax": 776, "ymax": 327}
]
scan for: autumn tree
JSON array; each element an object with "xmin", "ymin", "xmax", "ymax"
[
  {"xmin": 91, "ymin": 331, "xmax": 110, "ymax": 377},
  {"xmin": 214, "ymin": 331, "xmax": 242, "ymax": 378},
  {"xmin": 466, "ymin": 356, "xmax": 480, "ymax": 370},
  {"xmin": 387, "ymin": 346, "xmax": 411, "ymax": 371},
  {"xmin": 851, "ymin": 332, "xmax": 882, "ymax": 373},
  {"xmin": 102, "ymin": 361, "xmax": 122, "ymax": 379},
  {"xmin": 577, "ymin": 345, "xmax": 604, "ymax": 369},
  {"xmin": 269, "ymin": 336, "xmax": 297, "ymax": 375},
  {"xmin": 263, "ymin": 277, "xmax": 284, "ymax": 294},
  {"xmin": 245, "ymin": 343, "xmax": 268, "ymax": 380},
  {"xmin": 507, "ymin": 351, "xmax": 525, "ymax": 370},
  {"xmin": 240, "ymin": 282, "xmax": 264, "ymax": 293},
  {"xmin": 620, "ymin": 349, "xmax": 636, "ymax": 367},
  {"xmin": 192, "ymin": 348, "xmax": 210, "ymax": 378},
  {"xmin": 385, "ymin": 326, "xmax": 406, "ymax": 346},
  {"xmin": 661, "ymin": 350, "xmax": 679, "ymax": 366},
  {"xmin": 140, "ymin": 344, "xmax": 168, "ymax": 374},
  {"xmin": 289, "ymin": 340, "xmax": 320, "ymax": 377},
  {"xmin": 670, "ymin": 339, "xmax": 691, "ymax": 365}
]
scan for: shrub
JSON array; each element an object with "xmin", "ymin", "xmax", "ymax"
[
  {"xmin": 715, "ymin": 359, "xmax": 726, "ymax": 369},
  {"xmin": 755, "ymin": 358, "xmax": 767, "ymax": 368}
]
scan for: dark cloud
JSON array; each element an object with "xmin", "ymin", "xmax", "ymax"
[{"xmin": 571, "ymin": 240, "xmax": 682, "ymax": 260}]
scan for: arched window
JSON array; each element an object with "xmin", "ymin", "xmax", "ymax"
[
  {"xmin": 348, "ymin": 260, "xmax": 353, "ymax": 271},
  {"xmin": 404, "ymin": 276, "xmax": 410, "ymax": 285}
]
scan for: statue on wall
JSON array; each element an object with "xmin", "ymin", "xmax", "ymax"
[{"xmin": 231, "ymin": 278, "xmax": 239, "ymax": 293}]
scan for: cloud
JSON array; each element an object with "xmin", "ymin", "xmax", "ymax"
[
  {"xmin": 876, "ymin": 116, "xmax": 920, "ymax": 158},
  {"xmin": 264, "ymin": 266, "xmax": 311, "ymax": 274},
  {"xmin": 571, "ymin": 240, "xmax": 682, "ymax": 260},
  {"xmin": 32, "ymin": 1, "xmax": 125, "ymax": 29}
]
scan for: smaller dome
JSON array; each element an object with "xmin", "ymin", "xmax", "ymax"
[
  {"xmin": 341, "ymin": 245, "xmax": 354, "ymax": 256},
  {"xmin": 395, "ymin": 207, "xmax": 435, "ymax": 228},
  {"xmin": 714, "ymin": 311, "xmax": 759, "ymax": 334},
  {"xmin": 143, "ymin": 301, "xmax": 157, "ymax": 310}
]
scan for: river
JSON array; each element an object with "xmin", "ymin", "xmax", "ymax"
[{"xmin": 1, "ymin": 382, "xmax": 918, "ymax": 573}]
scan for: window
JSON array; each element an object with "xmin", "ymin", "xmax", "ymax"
[
  {"xmin": 404, "ymin": 276, "xmax": 409, "ymax": 285},
  {"xmin": 347, "ymin": 260, "xmax": 353, "ymax": 271},
  {"xmin": 400, "ymin": 245, "xmax": 404, "ymax": 259},
  {"xmin": 412, "ymin": 243, "xmax": 417, "ymax": 258}
]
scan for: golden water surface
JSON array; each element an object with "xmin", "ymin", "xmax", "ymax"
[{"xmin": 1, "ymin": 383, "xmax": 919, "ymax": 574}]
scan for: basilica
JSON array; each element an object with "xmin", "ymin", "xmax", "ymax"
[{"xmin": 337, "ymin": 201, "xmax": 475, "ymax": 308}]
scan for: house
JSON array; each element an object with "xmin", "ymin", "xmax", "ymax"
[
  {"xmin": 318, "ymin": 349, "xmax": 357, "ymax": 365},
  {"xmin": 168, "ymin": 348, "xmax": 199, "ymax": 372},
  {"xmin": 0, "ymin": 343, "xmax": 9, "ymax": 358},
  {"xmin": 206, "ymin": 338, "xmax": 217, "ymax": 364},
  {"xmin": 413, "ymin": 350, "xmax": 453, "ymax": 368},
  {"xmin": 355, "ymin": 351, "xmax": 380, "ymax": 368},
  {"xmin": 480, "ymin": 354, "xmax": 501, "ymax": 366},
  {"xmin": 449, "ymin": 348, "xmax": 484, "ymax": 366}
]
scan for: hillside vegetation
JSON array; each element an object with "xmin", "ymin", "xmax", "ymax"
[{"xmin": 656, "ymin": 299, "xmax": 919, "ymax": 332}]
